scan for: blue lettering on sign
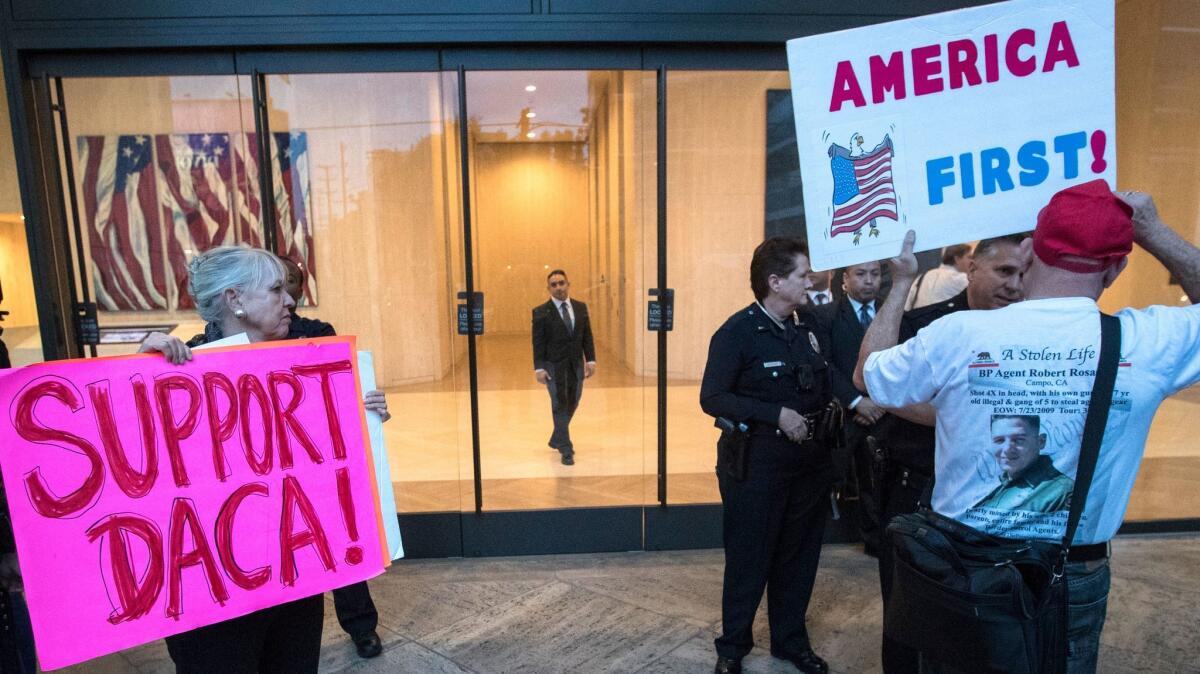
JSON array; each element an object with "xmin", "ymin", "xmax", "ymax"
[{"xmin": 925, "ymin": 130, "xmax": 1104, "ymax": 205}]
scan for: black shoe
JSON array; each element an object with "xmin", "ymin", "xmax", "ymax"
[
  {"xmin": 771, "ymin": 648, "xmax": 828, "ymax": 674},
  {"xmin": 713, "ymin": 655, "xmax": 742, "ymax": 674},
  {"xmin": 353, "ymin": 631, "xmax": 383, "ymax": 659},
  {"xmin": 561, "ymin": 452, "xmax": 575, "ymax": 465}
]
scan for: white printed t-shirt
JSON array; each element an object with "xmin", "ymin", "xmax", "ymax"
[{"xmin": 864, "ymin": 297, "xmax": 1200, "ymax": 544}]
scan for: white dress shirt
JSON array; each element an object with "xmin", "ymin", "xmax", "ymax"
[
  {"xmin": 807, "ymin": 289, "xmax": 833, "ymax": 306},
  {"xmin": 904, "ymin": 264, "xmax": 968, "ymax": 310},
  {"xmin": 844, "ymin": 296, "xmax": 876, "ymax": 409}
]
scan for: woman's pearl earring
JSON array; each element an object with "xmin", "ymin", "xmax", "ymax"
[{"xmin": 234, "ymin": 309, "xmax": 247, "ymax": 319}]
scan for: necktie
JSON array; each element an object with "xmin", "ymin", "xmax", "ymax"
[
  {"xmin": 817, "ymin": 293, "xmax": 829, "ymax": 305},
  {"xmin": 859, "ymin": 303, "xmax": 872, "ymax": 329},
  {"xmin": 561, "ymin": 301, "xmax": 574, "ymax": 335}
]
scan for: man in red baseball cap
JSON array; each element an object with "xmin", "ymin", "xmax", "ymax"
[{"xmin": 853, "ymin": 180, "xmax": 1200, "ymax": 673}]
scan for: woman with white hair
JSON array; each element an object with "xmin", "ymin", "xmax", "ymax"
[{"xmin": 139, "ymin": 245, "xmax": 389, "ymax": 673}]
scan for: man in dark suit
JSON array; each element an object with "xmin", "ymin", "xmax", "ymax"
[
  {"xmin": 532, "ymin": 269, "xmax": 596, "ymax": 466},
  {"xmin": 809, "ymin": 260, "xmax": 887, "ymax": 552}
]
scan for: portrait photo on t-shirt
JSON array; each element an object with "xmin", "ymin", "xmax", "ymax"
[{"xmin": 971, "ymin": 414, "xmax": 1074, "ymax": 514}]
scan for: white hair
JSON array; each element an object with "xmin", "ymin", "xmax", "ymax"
[{"xmin": 187, "ymin": 245, "xmax": 285, "ymax": 323}]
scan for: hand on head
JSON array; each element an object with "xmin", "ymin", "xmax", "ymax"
[{"xmin": 1115, "ymin": 190, "xmax": 1161, "ymax": 244}]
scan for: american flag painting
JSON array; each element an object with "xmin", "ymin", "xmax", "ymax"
[
  {"xmin": 156, "ymin": 133, "xmax": 237, "ymax": 310},
  {"xmin": 78, "ymin": 135, "xmax": 170, "ymax": 311},
  {"xmin": 827, "ymin": 134, "xmax": 897, "ymax": 241},
  {"xmin": 78, "ymin": 131, "xmax": 314, "ymax": 311},
  {"xmin": 240, "ymin": 132, "xmax": 317, "ymax": 306},
  {"xmin": 270, "ymin": 132, "xmax": 316, "ymax": 306}
]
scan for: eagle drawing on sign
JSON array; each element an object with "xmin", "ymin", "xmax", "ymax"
[{"xmin": 827, "ymin": 133, "xmax": 898, "ymax": 245}]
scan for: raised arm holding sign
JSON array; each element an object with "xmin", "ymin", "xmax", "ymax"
[{"xmin": 788, "ymin": 0, "xmax": 1116, "ymax": 271}]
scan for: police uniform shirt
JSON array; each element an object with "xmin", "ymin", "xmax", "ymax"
[{"xmin": 700, "ymin": 302, "xmax": 830, "ymax": 434}]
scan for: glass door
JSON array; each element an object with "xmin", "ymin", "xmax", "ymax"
[
  {"xmin": 463, "ymin": 70, "xmax": 657, "ymax": 511},
  {"xmin": 55, "ymin": 74, "xmax": 258, "ymax": 357},
  {"xmin": 262, "ymin": 71, "xmax": 471, "ymax": 516}
]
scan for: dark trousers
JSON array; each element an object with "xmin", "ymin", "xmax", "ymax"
[
  {"xmin": 845, "ymin": 425, "xmax": 883, "ymax": 554},
  {"xmin": 877, "ymin": 466, "xmax": 928, "ymax": 674},
  {"xmin": 544, "ymin": 360, "xmax": 584, "ymax": 453},
  {"xmin": 1, "ymin": 590, "xmax": 35, "ymax": 674},
  {"xmin": 332, "ymin": 581, "xmax": 378, "ymax": 637},
  {"xmin": 715, "ymin": 457, "xmax": 830, "ymax": 660},
  {"xmin": 165, "ymin": 594, "xmax": 324, "ymax": 674}
]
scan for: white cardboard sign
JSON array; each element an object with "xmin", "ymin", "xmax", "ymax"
[{"xmin": 787, "ymin": 0, "xmax": 1115, "ymax": 271}]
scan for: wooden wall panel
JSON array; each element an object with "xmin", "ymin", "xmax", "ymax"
[
  {"xmin": 0, "ymin": 69, "xmax": 21, "ymax": 214},
  {"xmin": 0, "ymin": 216, "xmax": 38, "ymax": 326},
  {"xmin": 665, "ymin": 71, "xmax": 791, "ymax": 381},
  {"xmin": 581, "ymin": 71, "xmax": 653, "ymax": 376},
  {"xmin": 472, "ymin": 141, "xmax": 589, "ymax": 336}
]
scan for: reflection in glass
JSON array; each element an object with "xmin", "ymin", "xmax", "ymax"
[
  {"xmin": 54, "ymin": 76, "xmax": 254, "ymax": 358},
  {"xmin": 265, "ymin": 72, "xmax": 467, "ymax": 514}
]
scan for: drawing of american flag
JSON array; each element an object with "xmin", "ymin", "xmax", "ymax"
[
  {"xmin": 827, "ymin": 134, "xmax": 897, "ymax": 238},
  {"xmin": 78, "ymin": 135, "xmax": 170, "ymax": 310}
]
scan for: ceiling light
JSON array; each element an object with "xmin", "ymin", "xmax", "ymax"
[
  {"xmin": 526, "ymin": 132, "xmax": 536, "ymax": 139},
  {"xmin": 525, "ymin": 85, "xmax": 537, "ymax": 92},
  {"xmin": 525, "ymin": 111, "xmax": 536, "ymax": 118}
]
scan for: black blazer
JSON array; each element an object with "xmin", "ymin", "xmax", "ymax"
[
  {"xmin": 532, "ymin": 298, "xmax": 596, "ymax": 370},
  {"xmin": 809, "ymin": 296, "xmax": 874, "ymax": 408}
]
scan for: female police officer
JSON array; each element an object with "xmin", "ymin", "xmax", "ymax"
[{"xmin": 700, "ymin": 237, "xmax": 836, "ymax": 674}]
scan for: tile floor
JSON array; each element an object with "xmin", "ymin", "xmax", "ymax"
[{"xmin": 65, "ymin": 534, "xmax": 1200, "ymax": 673}]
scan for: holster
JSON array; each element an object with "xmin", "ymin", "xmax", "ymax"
[
  {"xmin": 869, "ymin": 438, "xmax": 934, "ymax": 513},
  {"xmin": 811, "ymin": 399, "xmax": 845, "ymax": 447},
  {"xmin": 715, "ymin": 417, "xmax": 750, "ymax": 482},
  {"xmin": 866, "ymin": 436, "xmax": 889, "ymax": 521}
]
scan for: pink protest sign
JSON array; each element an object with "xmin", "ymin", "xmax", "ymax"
[{"xmin": 0, "ymin": 337, "xmax": 388, "ymax": 670}]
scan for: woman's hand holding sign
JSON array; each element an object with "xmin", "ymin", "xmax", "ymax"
[
  {"xmin": 140, "ymin": 332, "xmax": 192, "ymax": 365},
  {"xmin": 362, "ymin": 390, "xmax": 390, "ymax": 423}
]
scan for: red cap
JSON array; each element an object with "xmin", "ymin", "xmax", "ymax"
[{"xmin": 1033, "ymin": 179, "xmax": 1133, "ymax": 273}]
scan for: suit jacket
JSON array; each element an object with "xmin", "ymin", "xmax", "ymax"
[
  {"xmin": 808, "ymin": 296, "xmax": 873, "ymax": 408},
  {"xmin": 532, "ymin": 298, "xmax": 596, "ymax": 371}
]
